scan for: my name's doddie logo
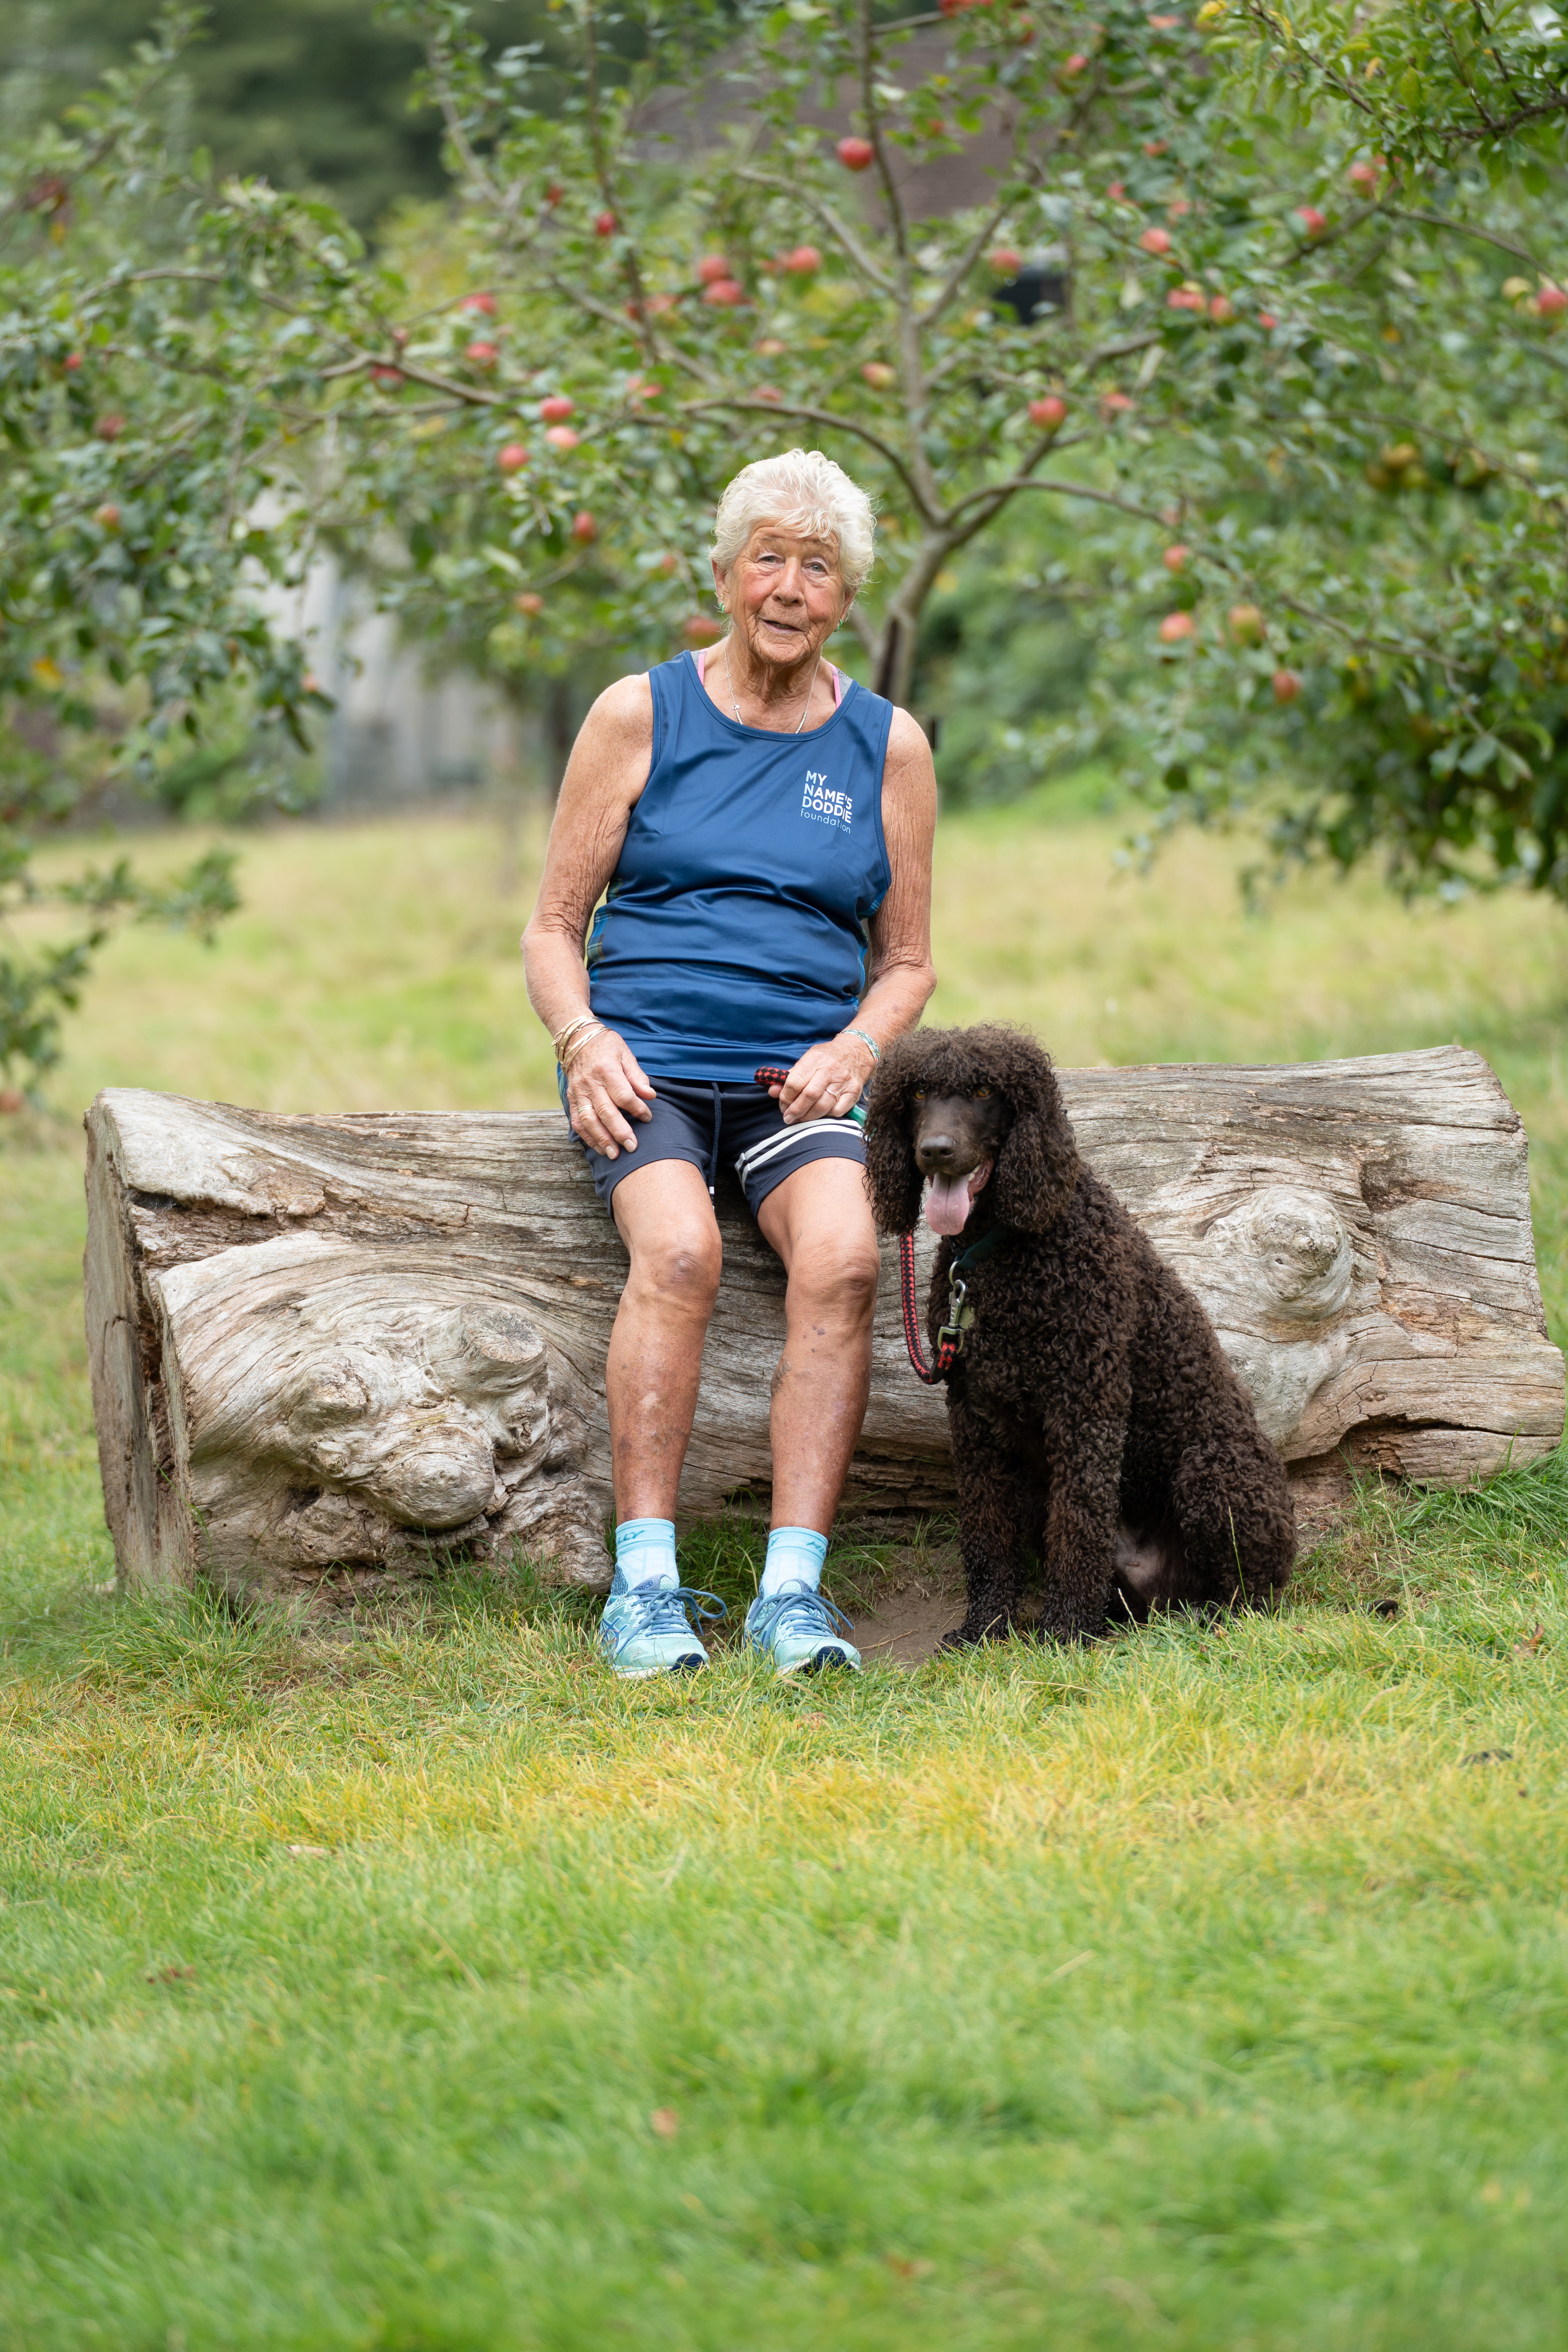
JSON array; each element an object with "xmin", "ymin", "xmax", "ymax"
[{"xmin": 801, "ymin": 767, "xmax": 853, "ymax": 829}]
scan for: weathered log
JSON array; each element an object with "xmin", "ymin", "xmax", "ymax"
[{"xmin": 83, "ymin": 1046, "xmax": 1564, "ymax": 1612}]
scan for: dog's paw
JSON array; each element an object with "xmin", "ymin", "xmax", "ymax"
[
  {"xmin": 1035, "ymin": 1612, "xmax": 1108, "ymax": 1648},
  {"xmin": 938, "ymin": 1612, "xmax": 1013, "ymax": 1651}
]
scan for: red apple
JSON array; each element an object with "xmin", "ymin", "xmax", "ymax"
[
  {"xmin": 1139, "ymin": 226, "xmax": 1172, "ymax": 255},
  {"xmin": 702, "ymin": 278, "xmax": 746, "ymax": 307},
  {"xmin": 540, "ymin": 395, "xmax": 575, "ymax": 421},
  {"xmin": 697, "ymin": 253, "xmax": 732, "ymax": 284},
  {"xmin": 570, "ymin": 510, "xmax": 597, "ymax": 543},
  {"xmin": 1163, "ymin": 544, "xmax": 1190, "ymax": 572},
  {"xmin": 94, "ymin": 502, "xmax": 121, "ymax": 529},
  {"xmin": 545, "ymin": 424, "xmax": 580, "ymax": 451},
  {"xmin": 1158, "ymin": 612, "xmax": 1196, "ymax": 643},
  {"xmin": 95, "ymin": 412, "xmax": 125, "ymax": 440},
  {"xmin": 861, "ymin": 361, "xmax": 897, "ymax": 389},
  {"xmin": 515, "ymin": 591, "xmax": 545, "ymax": 615},
  {"xmin": 497, "ymin": 443, "xmax": 529, "ymax": 475},
  {"xmin": 465, "ymin": 339, "xmax": 499, "ymax": 367},
  {"xmin": 1028, "ymin": 394, "xmax": 1068, "ymax": 429},
  {"xmin": 594, "ymin": 210, "xmax": 618, "ymax": 237},
  {"xmin": 462, "ymin": 291, "xmax": 497, "ymax": 315},
  {"xmin": 1271, "ymin": 668, "xmax": 1302, "ymax": 703},
  {"xmin": 783, "ymin": 245, "xmax": 821, "ymax": 274},
  {"xmin": 1294, "ymin": 205, "xmax": 1327, "ymax": 238},
  {"xmin": 837, "ymin": 136, "xmax": 875, "ymax": 171},
  {"xmin": 1537, "ymin": 284, "xmax": 1568, "ymax": 317},
  {"xmin": 988, "ymin": 247, "xmax": 1023, "ymax": 276}
]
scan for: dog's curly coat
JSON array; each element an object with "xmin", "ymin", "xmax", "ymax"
[{"xmin": 864, "ymin": 1025, "xmax": 1296, "ymax": 1644}]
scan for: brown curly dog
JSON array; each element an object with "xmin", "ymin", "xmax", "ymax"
[{"xmin": 864, "ymin": 1024, "xmax": 1296, "ymax": 1646}]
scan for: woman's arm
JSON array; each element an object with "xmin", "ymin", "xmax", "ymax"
[
  {"xmin": 521, "ymin": 675, "xmax": 659, "ymax": 1159},
  {"xmin": 773, "ymin": 706, "xmax": 938, "ymax": 1124}
]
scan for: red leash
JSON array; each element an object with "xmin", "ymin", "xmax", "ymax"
[{"xmin": 900, "ymin": 1230, "xmax": 962, "ymax": 1385}]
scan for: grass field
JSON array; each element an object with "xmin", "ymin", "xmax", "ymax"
[{"xmin": 3, "ymin": 796, "xmax": 1568, "ymax": 2349}]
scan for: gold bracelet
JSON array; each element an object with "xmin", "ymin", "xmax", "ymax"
[
  {"xmin": 551, "ymin": 1011, "xmax": 598, "ymax": 1061},
  {"xmin": 559, "ymin": 1021, "xmax": 605, "ymax": 1073}
]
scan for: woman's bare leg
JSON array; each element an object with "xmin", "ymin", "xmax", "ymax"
[
  {"xmin": 755, "ymin": 1159, "xmax": 881, "ymax": 1533},
  {"xmin": 606, "ymin": 1160, "xmax": 722, "ymax": 1520}
]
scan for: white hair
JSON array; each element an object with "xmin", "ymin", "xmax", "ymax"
[{"xmin": 711, "ymin": 448, "xmax": 876, "ymax": 594}]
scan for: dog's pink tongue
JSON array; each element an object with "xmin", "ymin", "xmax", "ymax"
[{"xmin": 925, "ymin": 1164, "xmax": 990, "ymax": 1237}]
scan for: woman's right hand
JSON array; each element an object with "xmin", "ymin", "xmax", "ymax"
[{"xmin": 564, "ymin": 1026, "xmax": 656, "ymax": 1159}]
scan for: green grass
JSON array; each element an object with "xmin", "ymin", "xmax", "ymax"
[{"xmin": 3, "ymin": 800, "xmax": 1568, "ymax": 2348}]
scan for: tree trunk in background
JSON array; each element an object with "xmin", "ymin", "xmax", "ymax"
[{"xmin": 83, "ymin": 1047, "xmax": 1564, "ymax": 1617}]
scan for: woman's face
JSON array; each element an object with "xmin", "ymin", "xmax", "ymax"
[{"xmin": 714, "ymin": 521, "xmax": 851, "ymax": 671}]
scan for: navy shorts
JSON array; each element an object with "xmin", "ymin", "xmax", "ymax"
[{"xmin": 566, "ymin": 1074, "xmax": 868, "ymax": 1219}]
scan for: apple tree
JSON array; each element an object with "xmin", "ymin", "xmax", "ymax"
[{"xmin": 0, "ymin": 7, "xmax": 347, "ymax": 1093}]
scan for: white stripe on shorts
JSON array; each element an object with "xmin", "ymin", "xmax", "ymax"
[{"xmin": 733, "ymin": 1118, "xmax": 865, "ymax": 1182}]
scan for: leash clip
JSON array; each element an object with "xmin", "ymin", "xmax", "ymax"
[{"xmin": 937, "ymin": 1272, "xmax": 975, "ymax": 1356}]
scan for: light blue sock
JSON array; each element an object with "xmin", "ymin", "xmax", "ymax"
[
  {"xmin": 760, "ymin": 1526, "xmax": 828, "ymax": 1599},
  {"xmin": 614, "ymin": 1518, "xmax": 678, "ymax": 1592}
]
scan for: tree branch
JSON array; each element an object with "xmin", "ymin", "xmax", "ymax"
[{"xmin": 678, "ymin": 395, "xmax": 935, "ymax": 519}]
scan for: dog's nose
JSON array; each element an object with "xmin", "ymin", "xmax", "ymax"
[{"xmin": 916, "ymin": 1132, "xmax": 958, "ymax": 1173}]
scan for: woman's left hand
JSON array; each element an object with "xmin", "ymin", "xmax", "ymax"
[{"xmin": 770, "ymin": 1032, "xmax": 876, "ymax": 1125}]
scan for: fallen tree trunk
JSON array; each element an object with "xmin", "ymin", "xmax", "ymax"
[{"xmin": 83, "ymin": 1046, "xmax": 1564, "ymax": 1613}]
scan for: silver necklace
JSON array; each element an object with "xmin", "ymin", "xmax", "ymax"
[{"xmin": 723, "ymin": 636, "xmax": 823, "ymax": 735}]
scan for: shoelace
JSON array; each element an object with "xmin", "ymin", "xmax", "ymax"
[
  {"xmin": 613, "ymin": 1583, "xmax": 726, "ymax": 1641},
  {"xmin": 748, "ymin": 1581, "xmax": 855, "ymax": 1646}
]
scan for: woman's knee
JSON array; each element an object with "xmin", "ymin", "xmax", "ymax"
[
  {"xmin": 790, "ymin": 1232, "xmax": 881, "ymax": 1323},
  {"xmin": 627, "ymin": 1216, "xmax": 722, "ymax": 1311}
]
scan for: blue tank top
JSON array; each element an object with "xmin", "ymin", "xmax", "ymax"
[{"xmin": 585, "ymin": 651, "xmax": 894, "ymax": 1082}]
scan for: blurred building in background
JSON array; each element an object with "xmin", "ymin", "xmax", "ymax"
[{"xmin": 297, "ymin": 560, "xmax": 525, "ymax": 809}]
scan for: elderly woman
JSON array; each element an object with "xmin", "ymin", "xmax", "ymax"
[{"xmin": 523, "ymin": 449, "xmax": 936, "ymax": 1676}]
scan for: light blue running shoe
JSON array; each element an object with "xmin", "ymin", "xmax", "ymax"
[
  {"xmin": 598, "ymin": 1570, "xmax": 725, "ymax": 1679},
  {"xmin": 744, "ymin": 1582, "xmax": 861, "ymax": 1676}
]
